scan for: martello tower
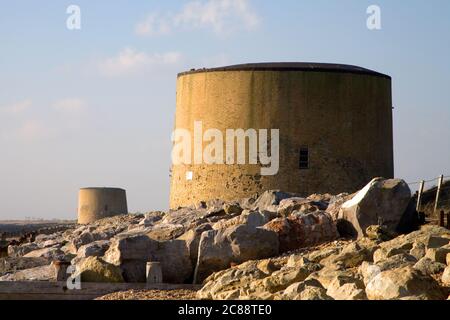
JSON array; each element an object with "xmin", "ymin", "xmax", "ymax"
[{"xmin": 170, "ymin": 63, "xmax": 394, "ymax": 209}]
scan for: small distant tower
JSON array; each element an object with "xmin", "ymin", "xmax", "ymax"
[{"xmin": 77, "ymin": 188, "xmax": 128, "ymax": 224}]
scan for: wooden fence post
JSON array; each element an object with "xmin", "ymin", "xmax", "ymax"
[
  {"xmin": 434, "ymin": 175, "xmax": 444, "ymax": 216},
  {"xmin": 416, "ymin": 180, "xmax": 425, "ymax": 212},
  {"xmin": 447, "ymin": 212, "xmax": 450, "ymax": 230},
  {"xmin": 440, "ymin": 211, "xmax": 445, "ymax": 227}
]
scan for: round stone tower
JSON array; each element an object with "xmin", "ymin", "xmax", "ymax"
[
  {"xmin": 170, "ymin": 62, "xmax": 394, "ymax": 209},
  {"xmin": 77, "ymin": 188, "xmax": 128, "ymax": 224}
]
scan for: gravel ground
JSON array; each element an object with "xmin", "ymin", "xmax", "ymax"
[{"xmin": 97, "ymin": 289, "xmax": 199, "ymax": 300}]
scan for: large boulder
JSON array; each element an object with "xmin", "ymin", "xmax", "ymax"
[
  {"xmin": 0, "ymin": 257, "xmax": 50, "ymax": 277},
  {"xmin": 365, "ymin": 266, "xmax": 446, "ymax": 300},
  {"xmin": 278, "ymin": 198, "xmax": 328, "ymax": 217},
  {"xmin": 223, "ymin": 202, "xmax": 244, "ymax": 215},
  {"xmin": 326, "ymin": 193, "xmax": 354, "ymax": 221},
  {"xmin": 74, "ymin": 256, "xmax": 124, "ymax": 283},
  {"xmin": 308, "ymin": 267, "xmax": 357, "ymax": 290},
  {"xmin": 366, "ymin": 225, "xmax": 396, "ymax": 242},
  {"xmin": 373, "ymin": 243, "xmax": 415, "ymax": 264},
  {"xmin": 293, "ymin": 286, "xmax": 332, "ymax": 300},
  {"xmin": 197, "ymin": 261, "xmax": 270, "ymax": 300},
  {"xmin": 103, "ymin": 234, "xmax": 192, "ymax": 283},
  {"xmin": 72, "ymin": 240, "xmax": 110, "ymax": 265},
  {"xmin": 7, "ymin": 243, "xmax": 39, "ymax": 258},
  {"xmin": 375, "ymin": 253, "xmax": 418, "ymax": 271},
  {"xmin": 0, "ymin": 265, "xmax": 55, "ymax": 281},
  {"xmin": 69, "ymin": 230, "xmax": 113, "ymax": 253},
  {"xmin": 283, "ymin": 279, "xmax": 327, "ymax": 299},
  {"xmin": 161, "ymin": 207, "xmax": 208, "ymax": 228},
  {"xmin": 251, "ymin": 190, "xmax": 299, "ymax": 212},
  {"xmin": 156, "ymin": 240, "xmax": 193, "ymax": 283},
  {"xmin": 212, "ymin": 211, "xmax": 276, "ymax": 231},
  {"xmin": 23, "ymin": 247, "xmax": 65, "ymax": 261},
  {"xmin": 104, "ymin": 234, "xmax": 158, "ymax": 283},
  {"xmin": 425, "ymin": 245, "xmax": 450, "ymax": 264},
  {"xmin": 178, "ymin": 224, "xmax": 213, "ymax": 267},
  {"xmin": 414, "ymin": 258, "xmax": 446, "ymax": 276},
  {"xmin": 325, "ymin": 275, "xmax": 367, "ymax": 300},
  {"xmin": 41, "ymin": 238, "xmax": 64, "ymax": 249},
  {"xmin": 358, "ymin": 254, "xmax": 417, "ymax": 286},
  {"xmin": 442, "ymin": 266, "xmax": 450, "ymax": 285},
  {"xmin": 422, "ymin": 236, "xmax": 450, "ymax": 249},
  {"xmin": 104, "ymin": 235, "xmax": 155, "ymax": 263},
  {"xmin": 138, "ymin": 212, "xmax": 164, "ymax": 227},
  {"xmin": 194, "ymin": 224, "xmax": 279, "ymax": 284},
  {"xmin": 257, "ymin": 266, "xmax": 315, "ymax": 294},
  {"xmin": 77, "ymin": 240, "xmax": 110, "ymax": 259},
  {"xmin": 253, "ymin": 263, "xmax": 322, "ymax": 298},
  {"xmin": 146, "ymin": 223, "xmax": 185, "ymax": 241},
  {"xmin": 396, "ymin": 198, "xmax": 422, "ymax": 234},
  {"xmin": 264, "ymin": 211, "xmax": 338, "ymax": 253},
  {"xmin": 371, "ymin": 225, "xmax": 450, "ymax": 265},
  {"xmin": 409, "ymin": 242, "xmax": 426, "ymax": 260},
  {"xmin": 320, "ymin": 240, "xmax": 378, "ymax": 269},
  {"xmin": 337, "ymin": 178, "xmax": 414, "ymax": 238}
]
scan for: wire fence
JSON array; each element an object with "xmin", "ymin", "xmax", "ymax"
[
  {"xmin": 408, "ymin": 177, "xmax": 448, "ymax": 186},
  {"xmin": 408, "ymin": 175, "xmax": 450, "ymax": 224}
]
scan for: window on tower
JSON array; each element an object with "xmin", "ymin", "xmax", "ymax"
[{"xmin": 299, "ymin": 147, "xmax": 309, "ymax": 169}]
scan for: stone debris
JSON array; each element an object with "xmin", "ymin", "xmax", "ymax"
[
  {"xmin": 197, "ymin": 224, "xmax": 450, "ymax": 300},
  {"xmin": 1, "ymin": 178, "xmax": 449, "ymax": 300}
]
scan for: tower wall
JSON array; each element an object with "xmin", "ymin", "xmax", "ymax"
[
  {"xmin": 78, "ymin": 188, "xmax": 128, "ymax": 224},
  {"xmin": 170, "ymin": 63, "xmax": 393, "ymax": 209}
]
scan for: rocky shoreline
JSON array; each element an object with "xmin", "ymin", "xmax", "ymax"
[
  {"xmin": 198, "ymin": 224, "xmax": 450, "ymax": 300},
  {"xmin": 1, "ymin": 177, "xmax": 449, "ymax": 300}
]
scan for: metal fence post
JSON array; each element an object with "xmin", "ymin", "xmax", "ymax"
[
  {"xmin": 447, "ymin": 212, "xmax": 450, "ymax": 230},
  {"xmin": 433, "ymin": 175, "xmax": 444, "ymax": 216},
  {"xmin": 416, "ymin": 180, "xmax": 425, "ymax": 212}
]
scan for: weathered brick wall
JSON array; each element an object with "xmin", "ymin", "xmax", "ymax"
[{"xmin": 170, "ymin": 65, "xmax": 393, "ymax": 209}]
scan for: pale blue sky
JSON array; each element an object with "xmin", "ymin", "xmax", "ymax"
[{"xmin": 0, "ymin": 0, "xmax": 449, "ymax": 219}]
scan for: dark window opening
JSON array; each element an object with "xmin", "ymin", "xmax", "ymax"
[{"xmin": 299, "ymin": 147, "xmax": 309, "ymax": 169}]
